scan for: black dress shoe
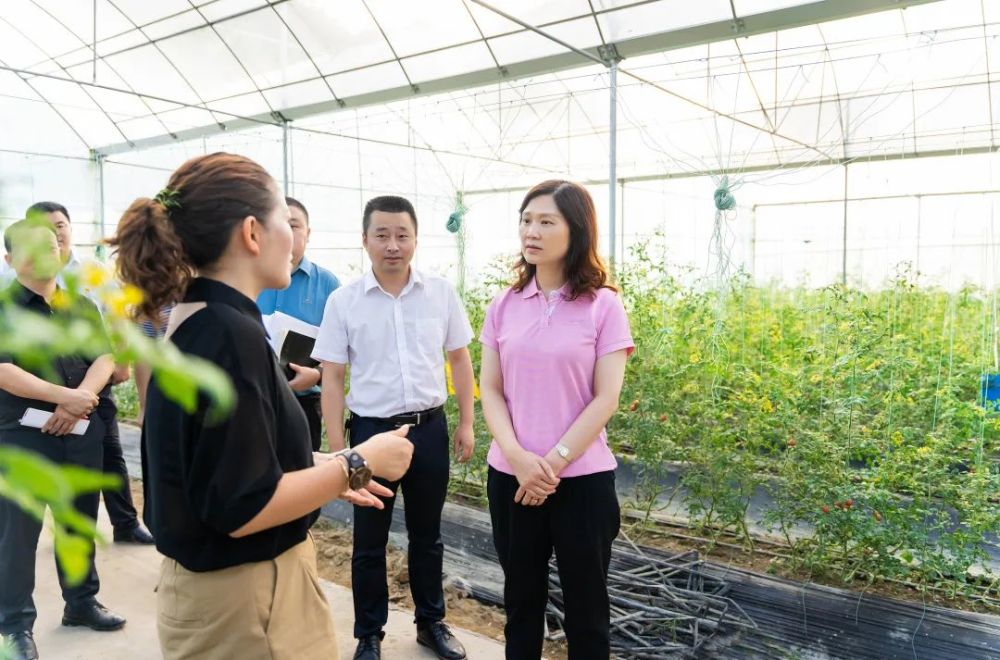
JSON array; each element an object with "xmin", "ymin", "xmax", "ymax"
[
  {"xmin": 113, "ymin": 525, "xmax": 154, "ymax": 545},
  {"xmin": 417, "ymin": 622, "xmax": 466, "ymax": 660},
  {"xmin": 2, "ymin": 631, "xmax": 38, "ymax": 660},
  {"xmin": 62, "ymin": 600, "xmax": 126, "ymax": 631},
  {"xmin": 353, "ymin": 633, "xmax": 382, "ymax": 660}
]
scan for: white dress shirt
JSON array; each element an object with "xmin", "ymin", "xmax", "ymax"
[{"xmin": 312, "ymin": 267, "xmax": 474, "ymax": 418}]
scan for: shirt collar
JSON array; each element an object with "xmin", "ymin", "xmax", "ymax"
[
  {"xmin": 293, "ymin": 256, "xmax": 315, "ymax": 278},
  {"xmin": 7, "ymin": 279, "xmax": 59, "ymax": 308},
  {"xmin": 521, "ymin": 277, "xmax": 540, "ymax": 299},
  {"xmin": 363, "ymin": 266, "xmax": 423, "ymax": 296},
  {"xmin": 9, "ymin": 280, "xmax": 39, "ymax": 306},
  {"xmin": 520, "ymin": 277, "xmax": 568, "ymax": 300},
  {"xmin": 183, "ymin": 277, "xmax": 264, "ymax": 325}
]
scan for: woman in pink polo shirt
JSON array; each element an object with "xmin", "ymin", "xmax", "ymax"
[{"xmin": 479, "ymin": 180, "xmax": 634, "ymax": 659}]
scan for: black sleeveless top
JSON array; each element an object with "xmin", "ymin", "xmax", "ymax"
[{"xmin": 142, "ymin": 277, "xmax": 316, "ymax": 572}]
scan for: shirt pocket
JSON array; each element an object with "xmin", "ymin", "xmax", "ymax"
[{"xmin": 408, "ymin": 316, "xmax": 445, "ymax": 362}]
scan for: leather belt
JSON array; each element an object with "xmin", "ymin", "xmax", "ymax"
[{"xmin": 352, "ymin": 405, "xmax": 444, "ymax": 428}]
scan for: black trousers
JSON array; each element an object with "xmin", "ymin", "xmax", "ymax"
[
  {"xmin": 297, "ymin": 391, "xmax": 322, "ymax": 452},
  {"xmin": 349, "ymin": 409, "xmax": 449, "ymax": 638},
  {"xmin": 95, "ymin": 398, "xmax": 139, "ymax": 531},
  {"xmin": 0, "ymin": 421, "xmax": 105, "ymax": 634},
  {"xmin": 488, "ymin": 467, "xmax": 620, "ymax": 660}
]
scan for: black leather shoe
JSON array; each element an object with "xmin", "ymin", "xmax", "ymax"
[
  {"xmin": 417, "ymin": 622, "xmax": 466, "ymax": 660},
  {"xmin": 353, "ymin": 633, "xmax": 382, "ymax": 660},
  {"xmin": 113, "ymin": 525, "xmax": 154, "ymax": 545},
  {"xmin": 62, "ymin": 600, "xmax": 126, "ymax": 631},
  {"xmin": 2, "ymin": 631, "xmax": 38, "ymax": 660}
]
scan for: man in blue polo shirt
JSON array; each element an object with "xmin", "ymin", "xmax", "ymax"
[{"xmin": 257, "ymin": 196, "xmax": 341, "ymax": 451}]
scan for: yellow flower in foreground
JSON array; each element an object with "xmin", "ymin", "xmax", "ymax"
[
  {"xmin": 103, "ymin": 285, "xmax": 144, "ymax": 318},
  {"xmin": 689, "ymin": 351, "xmax": 701, "ymax": 364},
  {"xmin": 50, "ymin": 289, "xmax": 71, "ymax": 310},
  {"xmin": 106, "ymin": 293, "xmax": 128, "ymax": 318},
  {"xmin": 81, "ymin": 261, "xmax": 110, "ymax": 289},
  {"xmin": 122, "ymin": 285, "xmax": 144, "ymax": 306},
  {"xmin": 916, "ymin": 446, "xmax": 932, "ymax": 457}
]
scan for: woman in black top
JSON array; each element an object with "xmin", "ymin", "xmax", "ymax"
[{"xmin": 109, "ymin": 153, "xmax": 413, "ymax": 660}]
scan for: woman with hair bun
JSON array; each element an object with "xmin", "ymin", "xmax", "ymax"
[{"xmin": 109, "ymin": 152, "xmax": 413, "ymax": 660}]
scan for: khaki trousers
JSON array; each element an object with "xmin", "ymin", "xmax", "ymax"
[{"xmin": 156, "ymin": 535, "xmax": 338, "ymax": 660}]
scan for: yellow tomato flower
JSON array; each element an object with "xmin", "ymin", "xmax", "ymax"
[
  {"xmin": 122, "ymin": 284, "xmax": 144, "ymax": 306},
  {"xmin": 81, "ymin": 261, "xmax": 109, "ymax": 289},
  {"xmin": 102, "ymin": 285, "xmax": 144, "ymax": 318},
  {"xmin": 105, "ymin": 291, "xmax": 129, "ymax": 318},
  {"xmin": 50, "ymin": 289, "xmax": 71, "ymax": 310}
]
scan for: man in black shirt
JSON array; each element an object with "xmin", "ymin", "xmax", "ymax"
[
  {"xmin": 25, "ymin": 201, "xmax": 154, "ymax": 546},
  {"xmin": 0, "ymin": 220, "xmax": 126, "ymax": 660}
]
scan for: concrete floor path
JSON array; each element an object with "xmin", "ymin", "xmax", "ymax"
[{"xmin": 29, "ymin": 510, "xmax": 504, "ymax": 659}]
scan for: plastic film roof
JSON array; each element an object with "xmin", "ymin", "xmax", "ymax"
[{"xmin": 1, "ymin": 0, "xmax": 984, "ymax": 174}]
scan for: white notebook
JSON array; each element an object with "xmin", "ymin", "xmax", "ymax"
[{"xmin": 19, "ymin": 407, "xmax": 90, "ymax": 435}]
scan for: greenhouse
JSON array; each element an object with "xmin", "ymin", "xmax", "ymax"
[{"xmin": 1, "ymin": 0, "xmax": 1000, "ymax": 658}]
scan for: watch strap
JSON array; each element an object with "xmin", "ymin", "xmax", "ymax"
[{"xmin": 333, "ymin": 453, "xmax": 350, "ymax": 479}]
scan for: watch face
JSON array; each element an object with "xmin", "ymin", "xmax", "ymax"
[
  {"xmin": 346, "ymin": 450, "xmax": 366, "ymax": 470},
  {"xmin": 349, "ymin": 466, "xmax": 373, "ymax": 490}
]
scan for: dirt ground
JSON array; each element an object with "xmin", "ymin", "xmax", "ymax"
[
  {"xmin": 128, "ymin": 481, "xmax": 568, "ymax": 659},
  {"xmin": 309, "ymin": 521, "xmax": 569, "ymax": 660}
]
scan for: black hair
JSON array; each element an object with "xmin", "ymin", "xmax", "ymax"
[
  {"xmin": 4, "ymin": 218, "xmax": 57, "ymax": 254},
  {"xmin": 286, "ymin": 196, "xmax": 309, "ymax": 224},
  {"xmin": 26, "ymin": 201, "xmax": 70, "ymax": 222},
  {"xmin": 362, "ymin": 195, "xmax": 417, "ymax": 234}
]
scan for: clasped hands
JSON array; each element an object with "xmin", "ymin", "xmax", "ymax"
[
  {"xmin": 43, "ymin": 387, "xmax": 99, "ymax": 436},
  {"xmin": 510, "ymin": 447, "xmax": 566, "ymax": 508}
]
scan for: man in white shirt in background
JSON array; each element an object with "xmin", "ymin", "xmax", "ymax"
[{"xmin": 313, "ymin": 196, "xmax": 474, "ymax": 660}]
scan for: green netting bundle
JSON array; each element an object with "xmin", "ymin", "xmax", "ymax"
[
  {"xmin": 446, "ymin": 209, "xmax": 464, "ymax": 233},
  {"xmin": 714, "ymin": 175, "xmax": 736, "ymax": 212}
]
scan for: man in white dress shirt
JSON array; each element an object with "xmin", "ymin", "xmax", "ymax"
[{"xmin": 313, "ymin": 196, "xmax": 474, "ymax": 660}]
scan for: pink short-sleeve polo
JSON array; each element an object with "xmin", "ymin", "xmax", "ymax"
[{"xmin": 479, "ymin": 279, "xmax": 634, "ymax": 478}]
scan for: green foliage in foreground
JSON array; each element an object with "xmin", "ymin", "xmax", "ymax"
[{"xmin": 0, "ymin": 246, "xmax": 235, "ymax": 586}]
